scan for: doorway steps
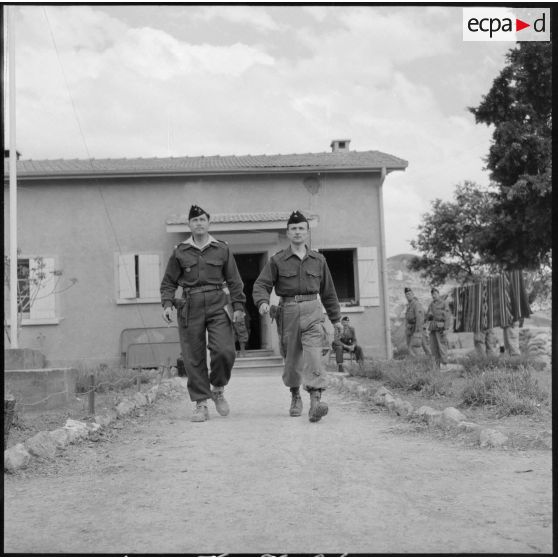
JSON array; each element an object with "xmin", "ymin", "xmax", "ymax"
[{"xmin": 233, "ymin": 349, "xmax": 284, "ymax": 375}]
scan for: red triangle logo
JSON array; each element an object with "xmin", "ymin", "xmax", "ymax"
[{"xmin": 516, "ymin": 18, "xmax": 530, "ymax": 31}]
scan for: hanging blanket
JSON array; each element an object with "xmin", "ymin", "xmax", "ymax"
[{"xmin": 451, "ymin": 270, "xmax": 529, "ymax": 332}]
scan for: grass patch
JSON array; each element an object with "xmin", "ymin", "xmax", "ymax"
[
  {"xmin": 355, "ymin": 356, "xmax": 451, "ymax": 396},
  {"xmin": 459, "ymin": 358, "xmax": 548, "ymax": 417}
]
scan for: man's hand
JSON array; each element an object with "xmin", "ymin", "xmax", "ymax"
[
  {"xmin": 233, "ymin": 310, "xmax": 245, "ymax": 323},
  {"xmin": 259, "ymin": 303, "xmax": 270, "ymax": 316},
  {"xmin": 162, "ymin": 307, "xmax": 173, "ymax": 324}
]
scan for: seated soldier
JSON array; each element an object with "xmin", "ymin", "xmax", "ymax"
[{"xmin": 332, "ymin": 316, "xmax": 364, "ymax": 371}]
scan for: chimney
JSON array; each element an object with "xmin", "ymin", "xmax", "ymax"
[{"xmin": 330, "ymin": 139, "xmax": 350, "ymax": 153}]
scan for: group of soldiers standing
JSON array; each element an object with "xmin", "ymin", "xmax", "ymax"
[{"xmin": 404, "ymin": 286, "xmax": 452, "ymax": 370}]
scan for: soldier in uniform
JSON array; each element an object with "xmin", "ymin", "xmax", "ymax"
[
  {"xmin": 425, "ymin": 287, "xmax": 452, "ymax": 370},
  {"xmin": 160, "ymin": 205, "xmax": 246, "ymax": 422},
  {"xmin": 252, "ymin": 210, "xmax": 342, "ymax": 422},
  {"xmin": 404, "ymin": 287, "xmax": 430, "ymax": 357},
  {"xmin": 332, "ymin": 316, "xmax": 365, "ymax": 371}
]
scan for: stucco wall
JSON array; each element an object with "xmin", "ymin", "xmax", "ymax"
[{"xmin": 4, "ymin": 170, "xmax": 388, "ymax": 367}]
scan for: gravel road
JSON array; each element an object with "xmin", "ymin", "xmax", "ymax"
[{"xmin": 4, "ymin": 372, "xmax": 552, "ymax": 554}]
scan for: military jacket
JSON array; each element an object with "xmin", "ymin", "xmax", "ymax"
[
  {"xmin": 405, "ymin": 298, "xmax": 425, "ymax": 333},
  {"xmin": 426, "ymin": 299, "xmax": 452, "ymax": 329},
  {"xmin": 160, "ymin": 237, "xmax": 245, "ymax": 310},
  {"xmin": 253, "ymin": 246, "xmax": 341, "ymax": 323},
  {"xmin": 335, "ymin": 324, "xmax": 357, "ymax": 345}
]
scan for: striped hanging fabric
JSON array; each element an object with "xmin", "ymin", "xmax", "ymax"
[{"xmin": 450, "ymin": 270, "xmax": 529, "ymax": 332}]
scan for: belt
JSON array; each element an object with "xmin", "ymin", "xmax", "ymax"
[
  {"xmin": 183, "ymin": 284, "xmax": 223, "ymax": 296},
  {"xmin": 280, "ymin": 293, "xmax": 318, "ymax": 304}
]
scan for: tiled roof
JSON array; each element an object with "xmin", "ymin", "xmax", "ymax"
[
  {"xmin": 167, "ymin": 211, "xmax": 317, "ymax": 225},
  {"xmin": 5, "ymin": 150, "xmax": 408, "ymax": 178}
]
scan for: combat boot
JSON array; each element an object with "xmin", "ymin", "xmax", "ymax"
[
  {"xmin": 308, "ymin": 389, "xmax": 328, "ymax": 423},
  {"xmin": 191, "ymin": 400, "xmax": 209, "ymax": 422},
  {"xmin": 211, "ymin": 386, "xmax": 230, "ymax": 416},
  {"xmin": 289, "ymin": 387, "xmax": 303, "ymax": 417}
]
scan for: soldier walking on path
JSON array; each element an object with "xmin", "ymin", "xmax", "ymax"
[
  {"xmin": 253, "ymin": 211, "xmax": 343, "ymax": 422},
  {"xmin": 425, "ymin": 287, "xmax": 452, "ymax": 370},
  {"xmin": 404, "ymin": 287, "xmax": 431, "ymax": 357},
  {"xmin": 160, "ymin": 205, "xmax": 246, "ymax": 422}
]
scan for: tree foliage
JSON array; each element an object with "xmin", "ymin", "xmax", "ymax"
[
  {"xmin": 409, "ymin": 181, "xmax": 500, "ymax": 286},
  {"xmin": 468, "ymin": 42, "xmax": 552, "ymax": 269}
]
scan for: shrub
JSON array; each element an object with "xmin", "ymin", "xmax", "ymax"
[{"xmin": 460, "ymin": 363, "xmax": 548, "ymax": 417}]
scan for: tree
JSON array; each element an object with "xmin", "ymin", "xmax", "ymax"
[
  {"xmin": 408, "ymin": 181, "xmax": 500, "ymax": 286},
  {"xmin": 468, "ymin": 42, "xmax": 552, "ymax": 270}
]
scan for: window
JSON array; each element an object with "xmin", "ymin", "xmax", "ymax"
[
  {"xmin": 320, "ymin": 246, "xmax": 380, "ymax": 307},
  {"xmin": 13, "ymin": 257, "xmax": 57, "ymax": 320},
  {"xmin": 117, "ymin": 254, "xmax": 160, "ymax": 302},
  {"xmin": 319, "ymin": 249, "xmax": 356, "ymax": 303}
]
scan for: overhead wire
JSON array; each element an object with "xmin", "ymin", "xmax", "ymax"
[{"xmin": 41, "ymin": 7, "xmax": 165, "ymax": 369}]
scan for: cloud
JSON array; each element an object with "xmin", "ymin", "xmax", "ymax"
[
  {"xmin": 191, "ymin": 6, "xmax": 281, "ymax": 31},
  {"xmin": 10, "ymin": 4, "xmax": 508, "ymax": 258}
]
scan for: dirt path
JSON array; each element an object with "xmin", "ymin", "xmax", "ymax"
[{"xmin": 4, "ymin": 373, "xmax": 552, "ymax": 554}]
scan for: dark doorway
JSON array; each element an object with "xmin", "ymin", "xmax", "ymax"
[{"xmin": 233, "ymin": 252, "xmax": 265, "ymax": 350}]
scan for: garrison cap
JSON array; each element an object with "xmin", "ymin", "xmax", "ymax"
[
  {"xmin": 188, "ymin": 204, "xmax": 210, "ymax": 220},
  {"xmin": 404, "ymin": 287, "xmax": 413, "ymax": 294},
  {"xmin": 287, "ymin": 210, "xmax": 308, "ymax": 226}
]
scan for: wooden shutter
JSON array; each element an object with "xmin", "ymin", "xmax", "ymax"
[
  {"xmin": 118, "ymin": 254, "xmax": 136, "ymax": 299},
  {"xmin": 138, "ymin": 254, "xmax": 160, "ymax": 299},
  {"xmin": 357, "ymin": 246, "xmax": 380, "ymax": 307},
  {"xmin": 29, "ymin": 257, "xmax": 56, "ymax": 320}
]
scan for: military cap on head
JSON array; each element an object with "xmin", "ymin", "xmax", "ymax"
[
  {"xmin": 404, "ymin": 287, "xmax": 412, "ymax": 294},
  {"xmin": 341, "ymin": 316, "xmax": 350, "ymax": 322},
  {"xmin": 287, "ymin": 210, "xmax": 308, "ymax": 226},
  {"xmin": 188, "ymin": 204, "xmax": 210, "ymax": 220}
]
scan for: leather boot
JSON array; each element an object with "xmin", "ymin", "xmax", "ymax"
[
  {"xmin": 211, "ymin": 387, "xmax": 230, "ymax": 416},
  {"xmin": 289, "ymin": 387, "xmax": 303, "ymax": 417},
  {"xmin": 191, "ymin": 400, "xmax": 209, "ymax": 422},
  {"xmin": 308, "ymin": 389, "xmax": 328, "ymax": 422}
]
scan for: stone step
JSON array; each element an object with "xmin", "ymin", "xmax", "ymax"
[
  {"xmin": 233, "ymin": 365, "xmax": 284, "ymax": 376},
  {"xmin": 238, "ymin": 349, "xmax": 274, "ymax": 357},
  {"xmin": 234, "ymin": 356, "xmax": 284, "ymax": 368}
]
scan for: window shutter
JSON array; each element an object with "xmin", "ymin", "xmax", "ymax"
[
  {"xmin": 138, "ymin": 255, "xmax": 160, "ymax": 299},
  {"xmin": 29, "ymin": 257, "xmax": 56, "ymax": 319},
  {"xmin": 118, "ymin": 254, "xmax": 136, "ymax": 299},
  {"xmin": 357, "ymin": 246, "xmax": 380, "ymax": 307}
]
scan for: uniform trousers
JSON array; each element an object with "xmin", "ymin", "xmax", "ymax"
[
  {"xmin": 429, "ymin": 329, "xmax": 449, "ymax": 366},
  {"xmin": 332, "ymin": 340, "xmax": 364, "ymax": 363},
  {"xmin": 178, "ymin": 289, "xmax": 236, "ymax": 402},
  {"xmin": 406, "ymin": 329, "xmax": 431, "ymax": 357},
  {"xmin": 278, "ymin": 299, "xmax": 328, "ymax": 391}
]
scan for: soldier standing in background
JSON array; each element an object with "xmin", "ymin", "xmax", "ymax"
[
  {"xmin": 426, "ymin": 287, "xmax": 452, "ymax": 370},
  {"xmin": 404, "ymin": 287, "xmax": 431, "ymax": 357}
]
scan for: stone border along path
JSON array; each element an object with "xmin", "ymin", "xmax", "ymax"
[
  {"xmin": 4, "ymin": 377, "xmax": 188, "ymax": 473},
  {"xmin": 328, "ymin": 371, "xmax": 521, "ymax": 450},
  {"xmin": 5, "ymin": 370, "xmax": 550, "ymax": 473}
]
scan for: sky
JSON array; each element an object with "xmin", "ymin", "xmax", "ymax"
[{"xmin": 5, "ymin": 4, "xmax": 513, "ymax": 256}]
